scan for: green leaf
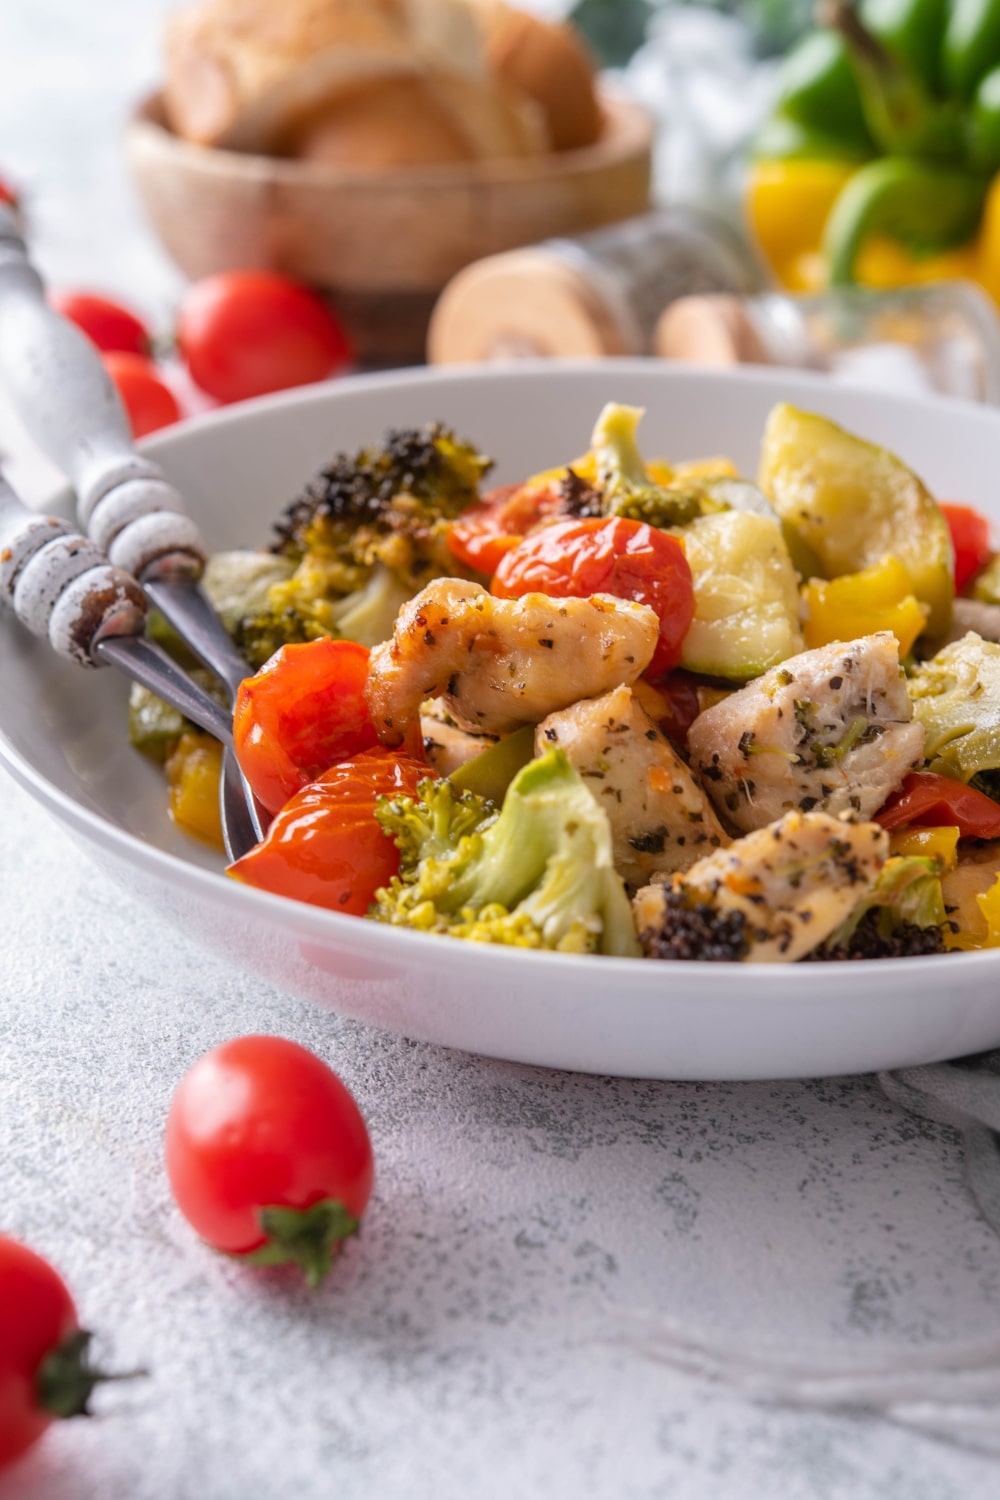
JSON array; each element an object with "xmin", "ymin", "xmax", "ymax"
[{"xmin": 240, "ymin": 1199, "xmax": 361, "ymax": 1289}]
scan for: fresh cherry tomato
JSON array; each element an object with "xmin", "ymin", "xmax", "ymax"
[
  {"xmin": 233, "ymin": 637, "xmax": 400, "ymax": 817},
  {"xmin": 492, "ymin": 516, "xmax": 695, "ymax": 677},
  {"xmin": 165, "ymin": 1035, "xmax": 375, "ymax": 1286},
  {"xmin": 102, "ymin": 351, "xmax": 181, "ymax": 438},
  {"xmin": 229, "ymin": 748, "xmax": 430, "ymax": 913},
  {"xmin": 447, "ymin": 481, "xmax": 569, "ymax": 574},
  {"xmin": 941, "ymin": 502, "xmax": 993, "ymax": 593},
  {"xmin": 50, "ymin": 290, "xmax": 151, "ymax": 356},
  {"xmin": 0, "ymin": 1235, "xmax": 106, "ymax": 1469},
  {"xmin": 176, "ymin": 270, "xmax": 352, "ymax": 404},
  {"xmin": 876, "ymin": 771, "xmax": 1000, "ymax": 838},
  {"xmin": 0, "ymin": 175, "xmax": 19, "ymax": 210}
]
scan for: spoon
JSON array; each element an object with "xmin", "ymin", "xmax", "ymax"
[{"xmin": 0, "ymin": 204, "xmax": 264, "ymax": 857}]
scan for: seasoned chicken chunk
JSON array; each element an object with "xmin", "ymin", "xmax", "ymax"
[
  {"xmin": 687, "ymin": 633, "xmax": 924, "ymax": 833},
  {"xmin": 366, "ymin": 579, "xmax": 659, "ymax": 746},
  {"xmin": 420, "ymin": 698, "xmax": 498, "ymax": 775},
  {"xmin": 634, "ymin": 810, "xmax": 888, "ymax": 963},
  {"xmin": 535, "ymin": 685, "xmax": 728, "ymax": 889}
]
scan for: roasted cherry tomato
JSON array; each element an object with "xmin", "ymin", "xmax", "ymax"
[
  {"xmin": 176, "ymin": 270, "xmax": 352, "ymax": 404},
  {"xmin": 876, "ymin": 771, "xmax": 1000, "ymax": 838},
  {"xmin": 229, "ymin": 748, "xmax": 429, "ymax": 914},
  {"xmin": 492, "ymin": 516, "xmax": 695, "ymax": 677},
  {"xmin": 0, "ymin": 1235, "xmax": 110, "ymax": 1469},
  {"xmin": 102, "ymin": 351, "xmax": 181, "ymax": 438},
  {"xmin": 941, "ymin": 502, "xmax": 993, "ymax": 593},
  {"xmin": 447, "ymin": 481, "xmax": 569, "ymax": 574},
  {"xmin": 50, "ymin": 291, "xmax": 151, "ymax": 356},
  {"xmin": 640, "ymin": 669, "xmax": 703, "ymax": 751},
  {"xmin": 233, "ymin": 638, "xmax": 399, "ymax": 817},
  {"xmin": 165, "ymin": 1036, "xmax": 375, "ymax": 1287}
]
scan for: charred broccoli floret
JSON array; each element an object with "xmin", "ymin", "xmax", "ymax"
[
  {"xmin": 810, "ymin": 855, "xmax": 947, "ymax": 960},
  {"xmin": 811, "ymin": 910, "xmax": 946, "ymax": 960},
  {"xmin": 370, "ymin": 750, "xmax": 640, "ymax": 956},
  {"xmin": 638, "ymin": 889, "xmax": 750, "ymax": 962},
  {"xmin": 215, "ymin": 425, "xmax": 492, "ymax": 667},
  {"xmin": 274, "ymin": 423, "xmax": 492, "ymax": 583}
]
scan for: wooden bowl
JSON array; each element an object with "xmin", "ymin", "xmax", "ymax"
[{"xmin": 125, "ymin": 90, "xmax": 654, "ymax": 364}]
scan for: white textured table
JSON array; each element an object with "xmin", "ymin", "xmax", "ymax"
[{"xmin": 3, "ymin": 4, "xmax": 1000, "ymax": 1497}]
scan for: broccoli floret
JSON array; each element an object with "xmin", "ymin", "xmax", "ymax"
[
  {"xmin": 217, "ymin": 425, "xmax": 491, "ymax": 666},
  {"xmin": 371, "ymin": 750, "xmax": 641, "ymax": 956},
  {"xmin": 810, "ymin": 855, "xmax": 947, "ymax": 960},
  {"xmin": 638, "ymin": 889, "xmax": 750, "ymax": 962},
  {"xmin": 274, "ymin": 423, "xmax": 492, "ymax": 586},
  {"xmin": 590, "ymin": 403, "xmax": 702, "ymax": 528},
  {"xmin": 908, "ymin": 633, "xmax": 1000, "ymax": 783}
]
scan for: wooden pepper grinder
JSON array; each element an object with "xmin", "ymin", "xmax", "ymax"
[{"xmin": 427, "ymin": 208, "xmax": 768, "ymax": 363}]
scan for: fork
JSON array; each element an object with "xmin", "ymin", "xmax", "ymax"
[{"xmin": 0, "ymin": 204, "xmax": 264, "ymax": 858}]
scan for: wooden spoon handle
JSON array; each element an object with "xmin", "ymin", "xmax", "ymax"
[{"xmin": 0, "ymin": 204, "xmax": 204, "ymax": 582}]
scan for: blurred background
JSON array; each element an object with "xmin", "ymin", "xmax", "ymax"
[{"xmin": 4, "ymin": 0, "xmax": 1000, "ymax": 416}]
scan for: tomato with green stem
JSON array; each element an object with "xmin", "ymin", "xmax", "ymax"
[
  {"xmin": 165, "ymin": 1036, "xmax": 375, "ymax": 1287},
  {"xmin": 491, "ymin": 515, "xmax": 695, "ymax": 677},
  {"xmin": 0, "ymin": 1235, "xmax": 119, "ymax": 1469},
  {"xmin": 229, "ymin": 747, "xmax": 430, "ymax": 913}
]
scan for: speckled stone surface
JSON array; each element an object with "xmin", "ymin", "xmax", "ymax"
[
  {"xmin": 5, "ymin": 775, "xmax": 1000, "ymax": 1500},
  {"xmin": 4, "ymin": 3, "xmax": 1000, "ymax": 1495}
]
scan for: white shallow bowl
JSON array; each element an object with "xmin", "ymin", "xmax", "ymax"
[{"xmin": 4, "ymin": 359, "xmax": 1000, "ymax": 1081}]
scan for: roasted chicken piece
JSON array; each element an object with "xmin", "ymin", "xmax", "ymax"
[
  {"xmin": 535, "ymin": 685, "xmax": 728, "ymax": 889},
  {"xmin": 686, "ymin": 633, "xmax": 924, "ymax": 834},
  {"xmin": 634, "ymin": 810, "xmax": 889, "ymax": 963},
  {"xmin": 420, "ymin": 698, "xmax": 498, "ymax": 775},
  {"xmin": 366, "ymin": 579, "xmax": 659, "ymax": 746}
]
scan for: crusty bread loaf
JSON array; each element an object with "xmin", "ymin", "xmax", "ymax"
[{"xmin": 163, "ymin": 0, "xmax": 596, "ymax": 164}]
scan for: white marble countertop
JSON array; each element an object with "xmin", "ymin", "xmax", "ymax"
[{"xmin": 3, "ymin": 4, "xmax": 1000, "ymax": 1498}]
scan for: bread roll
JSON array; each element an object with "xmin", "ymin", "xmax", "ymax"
[
  {"xmin": 163, "ymin": 0, "xmax": 518, "ymax": 155},
  {"xmin": 484, "ymin": 4, "xmax": 603, "ymax": 152}
]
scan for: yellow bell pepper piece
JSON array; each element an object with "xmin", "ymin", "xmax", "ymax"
[
  {"xmin": 888, "ymin": 825, "xmax": 960, "ymax": 871},
  {"xmin": 747, "ymin": 158, "xmax": 991, "ymax": 300},
  {"xmin": 801, "ymin": 555, "xmax": 927, "ymax": 655},
  {"xmin": 745, "ymin": 159, "xmax": 857, "ymax": 291},
  {"xmin": 165, "ymin": 731, "xmax": 225, "ymax": 850},
  {"xmin": 945, "ymin": 872, "xmax": 1000, "ymax": 951}
]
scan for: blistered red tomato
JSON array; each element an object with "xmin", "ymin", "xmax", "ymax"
[
  {"xmin": 233, "ymin": 638, "xmax": 396, "ymax": 817},
  {"xmin": 941, "ymin": 502, "xmax": 993, "ymax": 593},
  {"xmin": 176, "ymin": 271, "xmax": 352, "ymax": 404},
  {"xmin": 876, "ymin": 771, "xmax": 1000, "ymax": 838},
  {"xmin": 50, "ymin": 291, "xmax": 151, "ymax": 356},
  {"xmin": 447, "ymin": 482, "xmax": 569, "ymax": 574},
  {"xmin": 165, "ymin": 1036, "xmax": 375, "ymax": 1287},
  {"xmin": 0, "ymin": 1235, "xmax": 101, "ymax": 1469},
  {"xmin": 492, "ymin": 516, "xmax": 695, "ymax": 676},
  {"xmin": 102, "ymin": 351, "xmax": 181, "ymax": 438},
  {"xmin": 229, "ymin": 748, "xmax": 429, "ymax": 913}
]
